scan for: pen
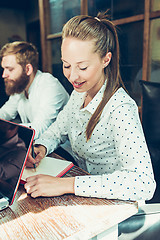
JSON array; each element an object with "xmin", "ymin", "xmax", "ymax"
[
  {"xmin": 29, "ymin": 126, "xmax": 36, "ymax": 170},
  {"xmin": 31, "ymin": 142, "xmax": 36, "ymax": 169}
]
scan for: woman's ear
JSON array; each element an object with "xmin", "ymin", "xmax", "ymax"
[
  {"xmin": 25, "ymin": 64, "xmax": 33, "ymax": 76},
  {"xmin": 103, "ymin": 52, "xmax": 112, "ymax": 68}
]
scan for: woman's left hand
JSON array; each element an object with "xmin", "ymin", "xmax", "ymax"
[{"xmin": 24, "ymin": 174, "xmax": 75, "ymax": 198}]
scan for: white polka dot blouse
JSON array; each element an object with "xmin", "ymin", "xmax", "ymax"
[{"xmin": 35, "ymin": 81, "xmax": 156, "ymax": 201}]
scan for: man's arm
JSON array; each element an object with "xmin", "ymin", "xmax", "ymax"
[{"xmin": 22, "ymin": 73, "xmax": 69, "ymax": 139}]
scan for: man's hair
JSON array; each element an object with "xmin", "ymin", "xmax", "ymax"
[{"xmin": 0, "ymin": 41, "xmax": 39, "ymax": 73}]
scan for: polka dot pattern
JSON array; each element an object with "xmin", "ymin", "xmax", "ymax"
[{"xmin": 36, "ymin": 82, "xmax": 156, "ymax": 201}]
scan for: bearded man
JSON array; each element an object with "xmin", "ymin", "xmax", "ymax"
[{"xmin": 0, "ymin": 41, "xmax": 69, "ymax": 140}]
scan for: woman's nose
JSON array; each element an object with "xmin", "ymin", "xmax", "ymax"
[{"xmin": 69, "ymin": 67, "xmax": 79, "ymax": 81}]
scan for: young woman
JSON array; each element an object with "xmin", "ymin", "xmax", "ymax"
[{"xmin": 25, "ymin": 12, "xmax": 156, "ymax": 201}]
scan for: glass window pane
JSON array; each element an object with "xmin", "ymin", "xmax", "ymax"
[
  {"xmin": 151, "ymin": 0, "xmax": 160, "ymax": 11},
  {"xmin": 118, "ymin": 22, "xmax": 143, "ymax": 105},
  {"xmin": 112, "ymin": 0, "xmax": 144, "ymax": 20},
  {"xmin": 88, "ymin": 0, "xmax": 111, "ymax": 16},
  {"xmin": 88, "ymin": 0, "xmax": 144, "ymax": 20},
  {"xmin": 49, "ymin": 0, "xmax": 81, "ymax": 34},
  {"xmin": 149, "ymin": 18, "xmax": 160, "ymax": 84}
]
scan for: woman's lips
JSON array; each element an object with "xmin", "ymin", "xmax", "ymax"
[{"xmin": 72, "ymin": 81, "xmax": 86, "ymax": 88}]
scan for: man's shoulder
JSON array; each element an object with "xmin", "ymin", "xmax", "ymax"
[
  {"xmin": 7, "ymin": 93, "xmax": 22, "ymax": 101},
  {"xmin": 33, "ymin": 70, "xmax": 69, "ymax": 96},
  {"xmin": 35, "ymin": 70, "xmax": 58, "ymax": 83},
  {"xmin": 33, "ymin": 70, "xmax": 61, "ymax": 90}
]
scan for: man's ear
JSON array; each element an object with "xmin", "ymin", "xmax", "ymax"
[
  {"xmin": 25, "ymin": 64, "xmax": 33, "ymax": 76},
  {"xmin": 103, "ymin": 52, "xmax": 112, "ymax": 68}
]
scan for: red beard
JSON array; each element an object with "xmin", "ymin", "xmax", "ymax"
[{"xmin": 4, "ymin": 71, "xmax": 30, "ymax": 96}]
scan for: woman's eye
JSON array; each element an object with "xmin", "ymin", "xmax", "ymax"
[
  {"xmin": 80, "ymin": 67, "xmax": 87, "ymax": 71},
  {"xmin": 64, "ymin": 65, "xmax": 70, "ymax": 69}
]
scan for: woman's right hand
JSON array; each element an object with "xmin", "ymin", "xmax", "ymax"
[{"xmin": 25, "ymin": 145, "xmax": 47, "ymax": 168}]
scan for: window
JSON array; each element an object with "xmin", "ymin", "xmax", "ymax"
[
  {"xmin": 39, "ymin": 0, "xmax": 160, "ymax": 105},
  {"xmin": 149, "ymin": 19, "xmax": 160, "ymax": 84},
  {"xmin": 49, "ymin": 0, "xmax": 81, "ymax": 34}
]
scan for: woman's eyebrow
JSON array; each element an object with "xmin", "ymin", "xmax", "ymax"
[{"xmin": 61, "ymin": 58, "xmax": 89, "ymax": 64}]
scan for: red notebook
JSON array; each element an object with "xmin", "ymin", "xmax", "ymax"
[{"xmin": 21, "ymin": 157, "xmax": 74, "ymax": 184}]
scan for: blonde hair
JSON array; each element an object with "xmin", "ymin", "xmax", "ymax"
[
  {"xmin": 62, "ymin": 11, "xmax": 125, "ymax": 141},
  {"xmin": 0, "ymin": 41, "xmax": 39, "ymax": 73}
]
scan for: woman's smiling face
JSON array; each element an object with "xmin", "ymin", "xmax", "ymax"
[{"xmin": 61, "ymin": 37, "xmax": 111, "ymax": 98}]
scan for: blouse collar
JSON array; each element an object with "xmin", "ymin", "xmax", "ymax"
[{"xmin": 81, "ymin": 80, "xmax": 107, "ymax": 114}]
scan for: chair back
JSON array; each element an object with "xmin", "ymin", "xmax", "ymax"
[{"xmin": 139, "ymin": 80, "xmax": 160, "ymax": 203}]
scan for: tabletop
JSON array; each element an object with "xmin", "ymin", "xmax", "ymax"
[{"xmin": 0, "ymin": 153, "xmax": 138, "ymax": 240}]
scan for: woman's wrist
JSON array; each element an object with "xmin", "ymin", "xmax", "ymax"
[
  {"xmin": 62, "ymin": 177, "xmax": 75, "ymax": 194},
  {"xmin": 34, "ymin": 144, "xmax": 47, "ymax": 155}
]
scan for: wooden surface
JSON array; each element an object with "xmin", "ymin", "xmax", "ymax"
[{"xmin": 0, "ymin": 154, "xmax": 138, "ymax": 240}]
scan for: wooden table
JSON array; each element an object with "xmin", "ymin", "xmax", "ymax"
[{"xmin": 0, "ymin": 154, "xmax": 138, "ymax": 240}]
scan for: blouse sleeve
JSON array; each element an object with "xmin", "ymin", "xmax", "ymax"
[{"xmin": 35, "ymin": 93, "xmax": 73, "ymax": 155}]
